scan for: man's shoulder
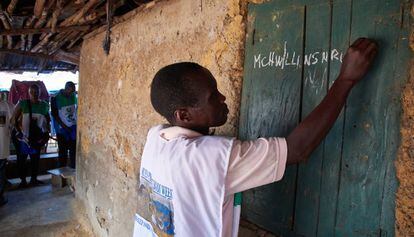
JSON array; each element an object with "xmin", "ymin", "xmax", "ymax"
[
  {"xmin": 146, "ymin": 125, "xmax": 235, "ymax": 145},
  {"xmin": 145, "ymin": 125, "xmax": 166, "ymax": 140},
  {"xmin": 193, "ymin": 135, "xmax": 235, "ymax": 147},
  {"xmin": 173, "ymin": 133, "xmax": 235, "ymax": 151},
  {"xmin": 54, "ymin": 91, "xmax": 64, "ymax": 99},
  {"xmin": 148, "ymin": 124, "xmax": 167, "ymax": 133},
  {"xmin": 56, "ymin": 92, "xmax": 77, "ymax": 104},
  {"xmin": 52, "ymin": 90, "xmax": 63, "ymax": 99}
]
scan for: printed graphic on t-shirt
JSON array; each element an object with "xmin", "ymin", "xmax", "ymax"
[
  {"xmin": 0, "ymin": 111, "xmax": 6, "ymax": 127},
  {"xmin": 136, "ymin": 168, "xmax": 174, "ymax": 237},
  {"xmin": 59, "ymin": 105, "xmax": 76, "ymax": 126}
]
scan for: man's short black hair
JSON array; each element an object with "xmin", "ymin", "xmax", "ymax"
[
  {"xmin": 151, "ymin": 62, "xmax": 206, "ymax": 122},
  {"xmin": 65, "ymin": 81, "xmax": 75, "ymax": 89}
]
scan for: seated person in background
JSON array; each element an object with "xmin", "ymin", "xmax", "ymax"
[
  {"xmin": 50, "ymin": 82, "xmax": 77, "ymax": 169},
  {"xmin": 12, "ymin": 84, "xmax": 50, "ymax": 187}
]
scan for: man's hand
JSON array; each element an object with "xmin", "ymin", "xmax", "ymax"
[
  {"xmin": 286, "ymin": 38, "xmax": 378, "ymax": 164},
  {"xmin": 338, "ymin": 38, "xmax": 378, "ymax": 84}
]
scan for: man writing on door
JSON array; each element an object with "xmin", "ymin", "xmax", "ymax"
[{"xmin": 134, "ymin": 38, "xmax": 377, "ymax": 237}]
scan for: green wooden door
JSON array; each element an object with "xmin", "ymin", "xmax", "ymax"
[{"xmin": 239, "ymin": 1, "xmax": 412, "ymax": 236}]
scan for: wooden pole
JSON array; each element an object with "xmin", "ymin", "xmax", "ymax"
[{"xmin": 103, "ymin": 0, "xmax": 113, "ymax": 55}]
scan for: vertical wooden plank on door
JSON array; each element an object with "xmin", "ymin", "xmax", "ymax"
[
  {"xmin": 239, "ymin": 3, "xmax": 258, "ymax": 142},
  {"xmin": 294, "ymin": 2, "xmax": 331, "ymax": 237},
  {"xmin": 239, "ymin": 2, "xmax": 305, "ymax": 235},
  {"xmin": 335, "ymin": 0, "xmax": 402, "ymax": 236},
  {"xmin": 317, "ymin": 0, "xmax": 352, "ymax": 236}
]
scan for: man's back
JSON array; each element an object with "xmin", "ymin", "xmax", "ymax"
[{"xmin": 135, "ymin": 125, "xmax": 233, "ymax": 237}]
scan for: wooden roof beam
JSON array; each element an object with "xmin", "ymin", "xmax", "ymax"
[
  {"xmin": 50, "ymin": 0, "xmax": 65, "ymax": 32},
  {"xmin": 0, "ymin": 49, "xmax": 79, "ymax": 65},
  {"xmin": 0, "ymin": 4, "xmax": 13, "ymax": 49},
  {"xmin": 0, "ymin": 25, "xmax": 91, "ymax": 36},
  {"xmin": 34, "ymin": 0, "xmax": 47, "ymax": 18},
  {"xmin": 60, "ymin": 0, "xmax": 102, "ymax": 26},
  {"xmin": 33, "ymin": 0, "xmax": 90, "ymax": 52},
  {"xmin": 6, "ymin": 0, "xmax": 18, "ymax": 15},
  {"xmin": 34, "ymin": 0, "xmax": 56, "ymax": 28}
]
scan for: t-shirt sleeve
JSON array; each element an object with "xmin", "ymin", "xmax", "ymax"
[{"xmin": 225, "ymin": 137, "xmax": 288, "ymax": 195}]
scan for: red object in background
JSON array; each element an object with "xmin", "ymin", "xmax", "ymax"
[{"xmin": 8, "ymin": 80, "xmax": 49, "ymax": 105}]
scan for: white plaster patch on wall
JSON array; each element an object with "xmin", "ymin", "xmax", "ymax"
[{"xmin": 117, "ymin": 79, "xmax": 122, "ymax": 90}]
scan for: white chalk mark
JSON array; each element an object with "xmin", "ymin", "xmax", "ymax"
[
  {"xmin": 322, "ymin": 52, "xmax": 328, "ymax": 63},
  {"xmin": 254, "ymin": 54, "xmax": 261, "ymax": 69},
  {"xmin": 252, "ymin": 41, "xmax": 344, "ymax": 70}
]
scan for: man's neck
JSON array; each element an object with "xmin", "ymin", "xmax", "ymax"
[
  {"xmin": 170, "ymin": 123, "xmax": 210, "ymax": 135},
  {"xmin": 192, "ymin": 127, "xmax": 210, "ymax": 135}
]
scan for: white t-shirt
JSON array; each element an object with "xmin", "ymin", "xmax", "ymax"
[
  {"xmin": 134, "ymin": 125, "xmax": 288, "ymax": 237},
  {"xmin": 0, "ymin": 101, "xmax": 13, "ymax": 159}
]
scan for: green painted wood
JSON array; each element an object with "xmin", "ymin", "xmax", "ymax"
[
  {"xmin": 239, "ymin": 4, "xmax": 305, "ymax": 235},
  {"xmin": 240, "ymin": 0, "xmax": 409, "ymax": 236},
  {"xmin": 257, "ymin": 0, "xmax": 330, "ymax": 11},
  {"xmin": 335, "ymin": 0, "xmax": 406, "ymax": 236},
  {"xmin": 317, "ymin": 1, "xmax": 352, "ymax": 236},
  {"xmin": 293, "ymin": 2, "xmax": 331, "ymax": 237}
]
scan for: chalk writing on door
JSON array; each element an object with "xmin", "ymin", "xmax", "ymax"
[{"xmin": 253, "ymin": 41, "xmax": 344, "ymax": 69}]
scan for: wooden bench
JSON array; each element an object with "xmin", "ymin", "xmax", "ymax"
[
  {"xmin": 8, "ymin": 153, "xmax": 59, "ymax": 161},
  {"xmin": 6, "ymin": 152, "xmax": 63, "ymax": 179}
]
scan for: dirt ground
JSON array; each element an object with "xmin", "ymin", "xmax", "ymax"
[{"xmin": 0, "ymin": 175, "xmax": 94, "ymax": 237}]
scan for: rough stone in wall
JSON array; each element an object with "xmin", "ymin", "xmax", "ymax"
[
  {"xmin": 396, "ymin": 8, "xmax": 414, "ymax": 235},
  {"xmin": 76, "ymin": 0, "xmax": 247, "ymax": 236}
]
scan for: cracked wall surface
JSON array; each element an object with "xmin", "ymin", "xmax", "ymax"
[
  {"xmin": 77, "ymin": 0, "xmax": 247, "ymax": 236},
  {"xmin": 396, "ymin": 59, "xmax": 414, "ymax": 237},
  {"xmin": 395, "ymin": 8, "xmax": 414, "ymax": 235}
]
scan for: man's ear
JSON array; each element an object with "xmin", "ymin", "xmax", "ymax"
[{"xmin": 174, "ymin": 108, "xmax": 192, "ymax": 123}]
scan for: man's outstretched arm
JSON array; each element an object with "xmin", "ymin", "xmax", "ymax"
[{"xmin": 286, "ymin": 38, "xmax": 378, "ymax": 164}]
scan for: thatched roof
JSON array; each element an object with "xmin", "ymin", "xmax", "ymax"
[{"xmin": 0, "ymin": 0, "xmax": 153, "ymax": 73}]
